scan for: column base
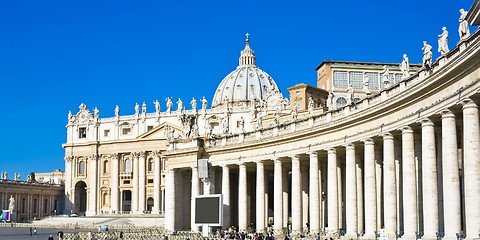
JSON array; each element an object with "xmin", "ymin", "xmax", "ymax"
[
  {"xmin": 402, "ymin": 234, "xmax": 417, "ymax": 240},
  {"xmin": 85, "ymin": 210, "xmax": 96, "ymax": 216},
  {"xmin": 151, "ymin": 210, "xmax": 160, "ymax": 214},
  {"xmin": 362, "ymin": 233, "xmax": 377, "ymax": 240},
  {"xmin": 345, "ymin": 232, "xmax": 358, "ymax": 239}
]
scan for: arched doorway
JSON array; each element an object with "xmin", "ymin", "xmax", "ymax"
[
  {"xmin": 122, "ymin": 190, "xmax": 131, "ymax": 213},
  {"xmin": 146, "ymin": 197, "xmax": 154, "ymax": 212},
  {"xmin": 74, "ymin": 181, "xmax": 87, "ymax": 215}
]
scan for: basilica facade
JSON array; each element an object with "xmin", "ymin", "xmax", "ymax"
[{"xmin": 64, "ymin": 2, "xmax": 480, "ymax": 240}]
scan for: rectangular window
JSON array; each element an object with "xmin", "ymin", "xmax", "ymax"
[
  {"xmin": 22, "ymin": 198, "xmax": 26, "ymax": 214},
  {"xmin": 79, "ymin": 127, "xmax": 87, "ymax": 139},
  {"xmin": 389, "ymin": 73, "xmax": 396, "ymax": 85},
  {"xmin": 122, "ymin": 128, "xmax": 131, "ymax": 135},
  {"xmin": 104, "ymin": 129, "xmax": 110, "ymax": 137},
  {"xmin": 333, "ymin": 71, "xmax": 348, "ymax": 87},
  {"xmin": 349, "ymin": 71, "xmax": 363, "ymax": 88},
  {"xmin": 33, "ymin": 199, "xmax": 38, "ymax": 214},
  {"xmin": 123, "ymin": 180, "xmax": 131, "ymax": 185},
  {"xmin": 148, "ymin": 179, "xmax": 154, "ymax": 184},
  {"xmin": 147, "ymin": 126, "xmax": 153, "ymax": 131},
  {"xmin": 395, "ymin": 73, "xmax": 403, "ymax": 83},
  {"xmin": 44, "ymin": 199, "xmax": 48, "ymax": 214},
  {"xmin": 366, "ymin": 72, "xmax": 379, "ymax": 89}
]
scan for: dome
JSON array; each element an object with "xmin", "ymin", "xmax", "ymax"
[{"xmin": 212, "ymin": 36, "xmax": 282, "ymax": 108}]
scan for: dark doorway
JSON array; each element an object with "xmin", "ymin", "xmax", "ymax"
[
  {"xmin": 74, "ymin": 181, "xmax": 87, "ymax": 214},
  {"xmin": 122, "ymin": 190, "xmax": 132, "ymax": 212},
  {"xmin": 146, "ymin": 197, "xmax": 154, "ymax": 212}
]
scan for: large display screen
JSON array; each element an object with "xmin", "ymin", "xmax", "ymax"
[
  {"xmin": 0, "ymin": 210, "xmax": 10, "ymax": 222},
  {"xmin": 194, "ymin": 194, "xmax": 222, "ymax": 225}
]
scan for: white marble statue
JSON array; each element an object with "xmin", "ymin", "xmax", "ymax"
[
  {"xmin": 1, "ymin": 172, "xmax": 3, "ymax": 180},
  {"xmin": 222, "ymin": 117, "xmax": 229, "ymax": 134},
  {"xmin": 347, "ymin": 84, "xmax": 355, "ymax": 104},
  {"xmin": 135, "ymin": 103, "xmax": 140, "ymax": 115},
  {"xmin": 363, "ymin": 73, "xmax": 371, "ymax": 95},
  {"xmin": 256, "ymin": 116, "xmax": 263, "ymax": 130},
  {"xmin": 4, "ymin": 172, "xmax": 7, "ymax": 180},
  {"xmin": 17, "ymin": 173, "xmax": 20, "ymax": 181},
  {"xmin": 68, "ymin": 111, "xmax": 72, "ymax": 121},
  {"xmin": 94, "ymin": 107, "xmax": 99, "ymax": 119},
  {"xmin": 327, "ymin": 92, "xmax": 334, "ymax": 110},
  {"xmin": 308, "ymin": 96, "xmax": 314, "ymax": 111},
  {"xmin": 8, "ymin": 195, "xmax": 15, "ymax": 211},
  {"xmin": 115, "ymin": 105, "xmax": 120, "ymax": 117},
  {"xmin": 177, "ymin": 98, "xmax": 183, "ymax": 112},
  {"xmin": 154, "ymin": 100, "xmax": 161, "ymax": 113},
  {"xmin": 14, "ymin": 173, "xmax": 17, "ymax": 181},
  {"xmin": 191, "ymin": 123, "xmax": 199, "ymax": 138},
  {"xmin": 274, "ymin": 111, "xmax": 281, "ymax": 125},
  {"xmin": 206, "ymin": 123, "xmax": 213, "ymax": 138},
  {"xmin": 292, "ymin": 106, "xmax": 298, "ymax": 121},
  {"xmin": 239, "ymin": 117, "xmax": 245, "ymax": 132},
  {"xmin": 166, "ymin": 97, "xmax": 173, "ymax": 113},
  {"xmin": 191, "ymin": 98, "xmax": 197, "ymax": 110},
  {"xmin": 459, "ymin": 9, "xmax": 470, "ymax": 41},
  {"xmin": 381, "ymin": 65, "xmax": 390, "ymax": 87},
  {"xmin": 201, "ymin": 96, "xmax": 208, "ymax": 111},
  {"xmin": 438, "ymin": 27, "xmax": 449, "ymax": 55},
  {"xmin": 422, "ymin": 41, "xmax": 433, "ymax": 69},
  {"xmin": 224, "ymin": 97, "xmax": 229, "ymax": 110},
  {"xmin": 142, "ymin": 102, "xmax": 147, "ymax": 114},
  {"xmin": 400, "ymin": 54, "xmax": 410, "ymax": 78}
]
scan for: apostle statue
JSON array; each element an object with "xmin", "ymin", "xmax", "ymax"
[
  {"xmin": 363, "ymin": 73, "xmax": 371, "ymax": 95},
  {"xmin": 400, "ymin": 54, "xmax": 410, "ymax": 78},
  {"xmin": 327, "ymin": 92, "xmax": 334, "ymax": 110},
  {"xmin": 190, "ymin": 97, "xmax": 197, "ymax": 110},
  {"xmin": 381, "ymin": 65, "xmax": 390, "ymax": 87},
  {"xmin": 4, "ymin": 172, "xmax": 7, "ymax": 180},
  {"xmin": 14, "ymin": 173, "xmax": 18, "ymax": 181},
  {"xmin": 94, "ymin": 107, "xmax": 99, "ymax": 119},
  {"xmin": 142, "ymin": 102, "xmax": 147, "ymax": 114},
  {"xmin": 201, "ymin": 96, "xmax": 208, "ymax": 111},
  {"xmin": 135, "ymin": 103, "xmax": 140, "ymax": 115},
  {"xmin": 256, "ymin": 116, "xmax": 263, "ymax": 130},
  {"xmin": 8, "ymin": 195, "xmax": 15, "ymax": 211},
  {"xmin": 422, "ymin": 41, "xmax": 433, "ymax": 69},
  {"xmin": 1, "ymin": 172, "xmax": 4, "ymax": 180},
  {"xmin": 347, "ymin": 84, "xmax": 355, "ymax": 104},
  {"xmin": 238, "ymin": 117, "xmax": 245, "ymax": 133},
  {"xmin": 438, "ymin": 27, "xmax": 449, "ymax": 55},
  {"xmin": 68, "ymin": 111, "xmax": 73, "ymax": 122},
  {"xmin": 291, "ymin": 106, "xmax": 298, "ymax": 121},
  {"xmin": 308, "ymin": 96, "xmax": 314, "ymax": 114},
  {"xmin": 459, "ymin": 9, "xmax": 470, "ymax": 41},
  {"xmin": 177, "ymin": 98, "xmax": 183, "ymax": 112},
  {"xmin": 153, "ymin": 100, "xmax": 161, "ymax": 113},
  {"xmin": 115, "ymin": 105, "xmax": 120, "ymax": 117},
  {"xmin": 222, "ymin": 117, "xmax": 229, "ymax": 134},
  {"xmin": 191, "ymin": 123, "xmax": 199, "ymax": 138},
  {"xmin": 166, "ymin": 97, "xmax": 173, "ymax": 113}
]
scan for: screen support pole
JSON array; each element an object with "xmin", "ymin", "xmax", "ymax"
[{"xmin": 202, "ymin": 224, "xmax": 210, "ymax": 237}]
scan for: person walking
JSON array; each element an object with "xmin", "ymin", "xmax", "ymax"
[
  {"xmin": 30, "ymin": 227, "xmax": 33, "ymax": 236},
  {"xmin": 48, "ymin": 235, "xmax": 54, "ymax": 240},
  {"xmin": 33, "ymin": 228, "xmax": 37, "ymax": 237}
]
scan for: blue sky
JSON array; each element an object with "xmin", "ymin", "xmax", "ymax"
[{"xmin": 0, "ymin": 0, "xmax": 474, "ymax": 180}]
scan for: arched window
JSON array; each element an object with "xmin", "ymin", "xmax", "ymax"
[
  {"xmin": 336, "ymin": 97, "xmax": 347, "ymax": 109},
  {"xmin": 103, "ymin": 160, "xmax": 109, "ymax": 174},
  {"xmin": 124, "ymin": 158, "xmax": 132, "ymax": 172},
  {"xmin": 148, "ymin": 159, "xmax": 154, "ymax": 172},
  {"xmin": 78, "ymin": 161, "xmax": 85, "ymax": 175}
]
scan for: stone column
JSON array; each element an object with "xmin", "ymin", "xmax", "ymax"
[
  {"xmin": 356, "ymin": 150, "xmax": 364, "ymax": 233},
  {"xmin": 462, "ymin": 100, "xmax": 480, "ymax": 238},
  {"xmin": 421, "ymin": 119, "xmax": 439, "ymax": 239},
  {"xmin": 383, "ymin": 133, "xmax": 397, "ymax": 235},
  {"xmin": 283, "ymin": 167, "xmax": 289, "ymax": 229},
  {"xmin": 345, "ymin": 143, "xmax": 358, "ymax": 238},
  {"xmin": 302, "ymin": 165, "xmax": 309, "ymax": 231},
  {"xmin": 291, "ymin": 154, "xmax": 302, "ymax": 235},
  {"xmin": 239, "ymin": 162, "xmax": 248, "ymax": 232},
  {"xmin": 309, "ymin": 151, "xmax": 320, "ymax": 234},
  {"xmin": 87, "ymin": 154, "xmax": 98, "ymax": 216},
  {"xmin": 402, "ymin": 126, "xmax": 418, "ymax": 238},
  {"xmin": 364, "ymin": 138, "xmax": 377, "ymax": 238},
  {"xmin": 111, "ymin": 153, "xmax": 120, "ymax": 213},
  {"xmin": 327, "ymin": 148, "xmax": 338, "ymax": 233},
  {"xmin": 132, "ymin": 152, "xmax": 139, "ymax": 213},
  {"xmin": 441, "ymin": 109, "xmax": 462, "ymax": 239},
  {"xmin": 274, "ymin": 158, "xmax": 284, "ymax": 233},
  {"xmin": 165, "ymin": 169, "xmax": 176, "ymax": 232},
  {"xmin": 256, "ymin": 160, "xmax": 266, "ymax": 233},
  {"xmin": 138, "ymin": 152, "xmax": 146, "ymax": 213},
  {"xmin": 152, "ymin": 152, "xmax": 161, "ymax": 214},
  {"xmin": 191, "ymin": 166, "xmax": 200, "ymax": 232},
  {"xmin": 64, "ymin": 156, "xmax": 73, "ymax": 214},
  {"xmin": 222, "ymin": 165, "xmax": 231, "ymax": 228}
]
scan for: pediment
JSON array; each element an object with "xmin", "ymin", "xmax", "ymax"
[{"xmin": 137, "ymin": 122, "xmax": 182, "ymax": 140}]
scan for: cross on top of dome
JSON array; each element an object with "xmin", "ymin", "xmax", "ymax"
[{"xmin": 239, "ymin": 33, "xmax": 255, "ymax": 67}]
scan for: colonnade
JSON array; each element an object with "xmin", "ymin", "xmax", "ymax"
[{"xmin": 166, "ymin": 99, "xmax": 480, "ymax": 239}]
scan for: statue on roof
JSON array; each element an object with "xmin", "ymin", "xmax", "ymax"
[
  {"xmin": 154, "ymin": 100, "xmax": 161, "ymax": 113},
  {"xmin": 347, "ymin": 84, "xmax": 355, "ymax": 104},
  {"xmin": 363, "ymin": 73, "xmax": 371, "ymax": 95},
  {"xmin": 166, "ymin": 97, "xmax": 173, "ymax": 113},
  {"xmin": 191, "ymin": 98, "xmax": 197, "ymax": 110},
  {"xmin": 177, "ymin": 98, "xmax": 183, "ymax": 112},
  {"xmin": 256, "ymin": 115, "xmax": 263, "ymax": 130},
  {"xmin": 459, "ymin": 9, "xmax": 470, "ymax": 41},
  {"xmin": 115, "ymin": 105, "xmax": 120, "ymax": 117},
  {"xmin": 327, "ymin": 92, "xmax": 334, "ymax": 110},
  {"xmin": 239, "ymin": 117, "xmax": 245, "ymax": 133},
  {"xmin": 292, "ymin": 106, "xmax": 298, "ymax": 121},
  {"xmin": 438, "ymin": 27, "xmax": 449, "ymax": 55},
  {"xmin": 135, "ymin": 103, "xmax": 140, "ymax": 115},
  {"xmin": 400, "ymin": 54, "xmax": 410, "ymax": 78},
  {"xmin": 201, "ymin": 97, "xmax": 208, "ymax": 111},
  {"xmin": 94, "ymin": 107, "xmax": 99, "ymax": 119},
  {"xmin": 142, "ymin": 102, "xmax": 147, "ymax": 114},
  {"xmin": 422, "ymin": 41, "xmax": 433, "ymax": 69},
  {"xmin": 381, "ymin": 66, "xmax": 390, "ymax": 88}
]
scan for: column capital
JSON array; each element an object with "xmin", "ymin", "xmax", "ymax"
[
  {"xmin": 152, "ymin": 150, "xmax": 162, "ymax": 157},
  {"xmin": 254, "ymin": 160, "xmax": 264, "ymax": 165},
  {"xmin": 401, "ymin": 125, "xmax": 414, "ymax": 134},
  {"xmin": 290, "ymin": 154, "xmax": 300, "ymax": 161},
  {"xmin": 327, "ymin": 147, "xmax": 337, "ymax": 154},
  {"xmin": 382, "ymin": 132, "xmax": 394, "ymax": 140},
  {"xmin": 64, "ymin": 156, "xmax": 74, "ymax": 162},
  {"xmin": 238, "ymin": 161, "xmax": 247, "ymax": 167},
  {"xmin": 440, "ymin": 108, "xmax": 455, "ymax": 118},
  {"xmin": 139, "ymin": 151, "xmax": 147, "ymax": 158},
  {"xmin": 461, "ymin": 98, "xmax": 479, "ymax": 109},
  {"xmin": 420, "ymin": 118, "xmax": 435, "ymax": 127},
  {"xmin": 363, "ymin": 138, "xmax": 374, "ymax": 145},
  {"xmin": 132, "ymin": 152, "xmax": 140, "ymax": 158},
  {"xmin": 273, "ymin": 158, "xmax": 282, "ymax": 164},
  {"xmin": 307, "ymin": 151, "xmax": 318, "ymax": 157},
  {"xmin": 111, "ymin": 153, "xmax": 119, "ymax": 159},
  {"xmin": 89, "ymin": 154, "xmax": 99, "ymax": 160},
  {"xmin": 345, "ymin": 142, "xmax": 355, "ymax": 149}
]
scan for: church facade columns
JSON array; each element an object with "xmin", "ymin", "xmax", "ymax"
[
  {"xmin": 165, "ymin": 169, "xmax": 176, "ymax": 232},
  {"xmin": 383, "ymin": 133, "xmax": 397, "ymax": 235},
  {"xmin": 256, "ymin": 160, "xmax": 266, "ymax": 233},
  {"xmin": 291, "ymin": 154, "xmax": 302, "ymax": 235},
  {"xmin": 273, "ymin": 158, "xmax": 284, "ymax": 233},
  {"xmin": 345, "ymin": 143, "xmax": 358, "ymax": 238},
  {"xmin": 401, "ymin": 126, "xmax": 418, "ymax": 238},
  {"xmin": 309, "ymin": 151, "xmax": 321, "ymax": 234},
  {"xmin": 152, "ymin": 152, "xmax": 161, "ymax": 214},
  {"xmin": 238, "ymin": 162, "xmax": 248, "ymax": 232},
  {"xmin": 131, "ymin": 152, "xmax": 139, "ymax": 213},
  {"xmin": 462, "ymin": 100, "xmax": 480, "ymax": 238},
  {"xmin": 110, "ymin": 153, "xmax": 120, "ymax": 213},
  {"xmin": 364, "ymin": 138, "xmax": 377, "ymax": 238},
  {"xmin": 138, "ymin": 151, "xmax": 146, "ymax": 213},
  {"xmin": 222, "ymin": 165, "xmax": 231, "ymax": 228},
  {"xmin": 421, "ymin": 118, "xmax": 439, "ymax": 239},
  {"xmin": 327, "ymin": 148, "xmax": 338, "ymax": 233},
  {"xmin": 87, "ymin": 154, "xmax": 98, "ymax": 216},
  {"xmin": 191, "ymin": 166, "xmax": 200, "ymax": 232},
  {"xmin": 441, "ymin": 109, "xmax": 462, "ymax": 239}
]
